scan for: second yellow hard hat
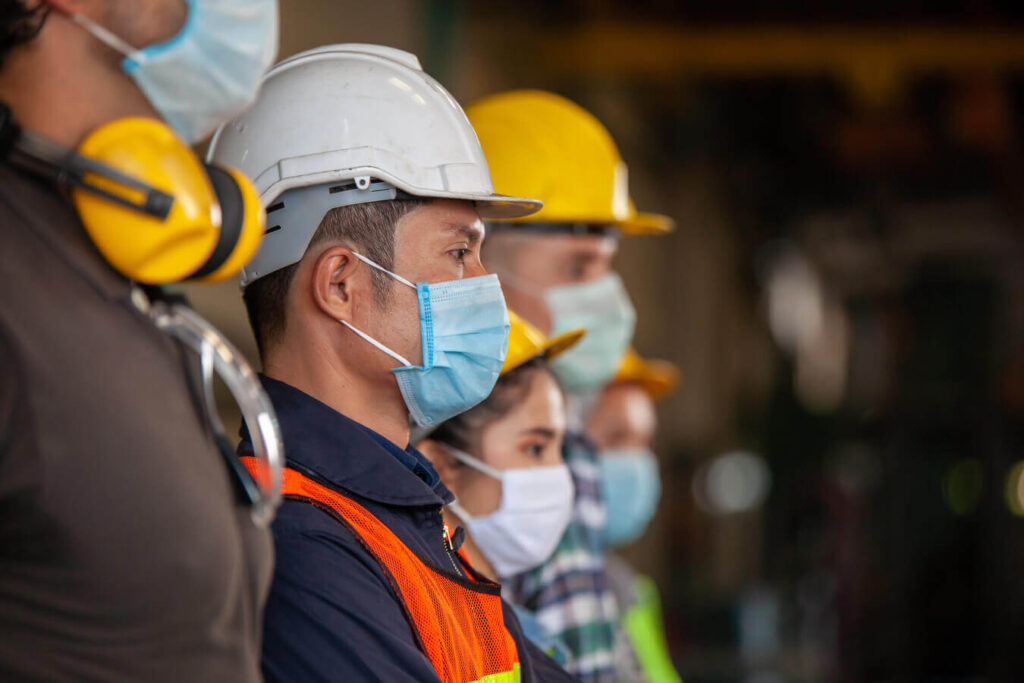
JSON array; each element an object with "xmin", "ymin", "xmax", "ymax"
[
  {"xmin": 503, "ymin": 309, "xmax": 585, "ymax": 375},
  {"xmin": 613, "ymin": 349, "xmax": 680, "ymax": 401},
  {"xmin": 466, "ymin": 89, "xmax": 674, "ymax": 235}
]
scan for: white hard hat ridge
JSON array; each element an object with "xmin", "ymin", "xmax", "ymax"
[{"xmin": 208, "ymin": 43, "xmax": 541, "ymax": 287}]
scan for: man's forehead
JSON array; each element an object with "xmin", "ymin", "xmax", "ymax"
[
  {"xmin": 397, "ymin": 200, "xmax": 484, "ymax": 241},
  {"xmin": 524, "ymin": 231, "xmax": 618, "ymax": 256}
]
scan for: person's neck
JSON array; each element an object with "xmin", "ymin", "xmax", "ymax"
[
  {"xmin": 0, "ymin": 14, "xmax": 157, "ymax": 148},
  {"xmin": 443, "ymin": 508, "xmax": 497, "ymax": 582},
  {"xmin": 264, "ymin": 334, "xmax": 412, "ymax": 448}
]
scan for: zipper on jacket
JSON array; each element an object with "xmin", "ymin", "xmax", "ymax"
[{"xmin": 440, "ymin": 511, "xmax": 463, "ymax": 576}]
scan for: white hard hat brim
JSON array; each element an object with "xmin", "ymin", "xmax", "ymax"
[{"xmin": 451, "ymin": 193, "xmax": 542, "ymax": 219}]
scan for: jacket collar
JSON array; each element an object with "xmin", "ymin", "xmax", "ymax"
[{"xmin": 248, "ymin": 376, "xmax": 452, "ymax": 508}]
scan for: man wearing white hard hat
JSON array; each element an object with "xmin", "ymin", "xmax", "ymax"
[{"xmin": 209, "ymin": 45, "xmax": 575, "ymax": 682}]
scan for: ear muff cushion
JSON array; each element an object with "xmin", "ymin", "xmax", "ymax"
[
  {"xmin": 191, "ymin": 164, "xmax": 245, "ymax": 279},
  {"xmin": 192, "ymin": 165, "xmax": 266, "ymax": 283}
]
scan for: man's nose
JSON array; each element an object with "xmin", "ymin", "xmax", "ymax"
[{"xmin": 466, "ymin": 259, "xmax": 488, "ymax": 278}]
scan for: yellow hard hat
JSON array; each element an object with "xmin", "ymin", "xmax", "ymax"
[
  {"xmin": 503, "ymin": 309, "xmax": 584, "ymax": 375},
  {"xmin": 466, "ymin": 90, "xmax": 674, "ymax": 235},
  {"xmin": 613, "ymin": 349, "xmax": 680, "ymax": 401}
]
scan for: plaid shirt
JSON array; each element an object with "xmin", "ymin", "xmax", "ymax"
[{"xmin": 505, "ymin": 431, "xmax": 621, "ymax": 681}]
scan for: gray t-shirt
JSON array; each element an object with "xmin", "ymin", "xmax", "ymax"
[{"xmin": 0, "ymin": 163, "xmax": 272, "ymax": 681}]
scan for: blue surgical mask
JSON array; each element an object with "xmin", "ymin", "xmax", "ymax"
[
  {"xmin": 546, "ymin": 273, "xmax": 636, "ymax": 392},
  {"xmin": 72, "ymin": 0, "xmax": 279, "ymax": 143},
  {"xmin": 498, "ymin": 271, "xmax": 636, "ymax": 393},
  {"xmin": 340, "ymin": 253, "xmax": 510, "ymax": 427},
  {"xmin": 599, "ymin": 447, "xmax": 661, "ymax": 547}
]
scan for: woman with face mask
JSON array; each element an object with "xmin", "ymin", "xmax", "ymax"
[
  {"xmin": 585, "ymin": 349, "xmax": 683, "ymax": 683},
  {"xmin": 416, "ymin": 310, "xmax": 583, "ymax": 666}
]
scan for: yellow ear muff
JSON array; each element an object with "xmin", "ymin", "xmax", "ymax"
[{"xmin": 72, "ymin": 117, "xmax": 264, "ymax": 284}]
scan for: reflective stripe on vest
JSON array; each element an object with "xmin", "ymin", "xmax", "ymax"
[
  {"xmin": 244, "ymin": 459, "xmax": 521, "ymax": 683},
  {"xmin": 623, "ymin": 575, "xmax": 682, "ymax": 683}
]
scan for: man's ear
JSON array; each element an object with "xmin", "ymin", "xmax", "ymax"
[{"xmin": 310, "ymin": 246, "xmax": 364, "ymax": 322}]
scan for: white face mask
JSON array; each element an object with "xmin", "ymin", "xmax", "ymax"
[{"xmin": 444, "ymin": 445, "xmax": 574, "ymax": 578}]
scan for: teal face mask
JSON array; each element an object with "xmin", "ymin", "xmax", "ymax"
[
  {"xmin": 72, "ymin": 0, "xmax": 279, "ymax": 143},
  {"xmin": 340, "ymin": 253, "xmax": 510, "ymax": 427},
  {"xmin": 599, "ymin": 448, "xmax": 661, "ymax": 547},
  {"xmin": 546, "ymin": 272, "xmax": 636, "ymax": 392}
]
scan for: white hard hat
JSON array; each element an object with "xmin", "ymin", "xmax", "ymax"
[{"xmin": 208, "ymin": 43, "xmax": 542, "ymax": 286}]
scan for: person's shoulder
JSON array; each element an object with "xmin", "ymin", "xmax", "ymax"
[
  {"xmin": 0, "ymin": 322, "xmax": 22, "ymax": 442},
  {"xmin": 0, "ymin": 170, "xmax": 36, "ymax": 256},
  {"xmin": 0, "ymin": 167, "xmax": 74, "ymax": 297},
  {"xmin": 0, "ymin": 165, "xmax": 56, "ymax": 233},
  {"xmin": 0, "ymin": 319, "xmax": 37, "ymax": 505},
  {"xmin": 271, "ymin": 497, "xmax": 361, "ymax": 545},
  {"xmin": 269, "ymin": 497, "xmax": 387, "ymax": 579}
]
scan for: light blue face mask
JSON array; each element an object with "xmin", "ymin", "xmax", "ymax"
[
  {"xmin": 340, "ymin": 253, "xmax": 511, "ymax": 427},
  {"xmin": 72, "ymin": 0, "xmax": 279, "ymax": 144},
  {"xmin": 545, "ymin": 272, "xmax": 637, "ymax": 392},
  {"xmin": 599, "ymin": 447, "xmax": 662, "ymax": 547}
]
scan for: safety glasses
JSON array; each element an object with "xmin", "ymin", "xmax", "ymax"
[{"xmin": 149, "ymin": 301, "xmax": 283, "ymax": 527}]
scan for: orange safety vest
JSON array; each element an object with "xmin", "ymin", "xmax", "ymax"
[{"xmin": 245, "ymin": 459, "xmax": 522, "ymax": 683}]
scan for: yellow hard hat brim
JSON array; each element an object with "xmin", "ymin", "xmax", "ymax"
[
  {"xmin": 614, "ymin": 351, "xmax": 681, "ymax": 400},
  {"xmin": 501, "ymin": 326, "xmax": 585, "ymax": 376},
  {"xmin": 620, "ymin": 211, "xmax": 676, "ymax": 235},
  {"xmin": 474, "ymin": 195, "xmax": 544, "ymax": 220},
  {"xmin": 541, "ymin": 328, "xmax": 585, "ymax": 363},
  {"xmin": 634, "ymin": 359, "xmax": 681, "ymax": 400}
]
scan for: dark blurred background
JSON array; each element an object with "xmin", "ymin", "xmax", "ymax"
[{"xmin": 187, "ymin": 2, "xmax": 1024, "ymax": 680}]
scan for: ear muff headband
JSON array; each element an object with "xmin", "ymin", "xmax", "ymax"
[
  {"xmin": 0, "ymin": 103, "xmax": 263, "ymax": 284},
  {"xmin": 14, "ymin": 131, "xmax": 176, "ymax": 220}
]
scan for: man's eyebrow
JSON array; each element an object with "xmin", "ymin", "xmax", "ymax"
[{"xmin": 446, "ymin": 223, "xmax": 484, "ymax": 244}]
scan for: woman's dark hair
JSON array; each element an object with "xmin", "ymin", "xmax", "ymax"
[
  {"xmin": 431, "ymin": 358, "xmax": 557, "ymax": 454},
  {"xmin": 1, "ymin": 2, "xmax": 49, "ymax": 69}
]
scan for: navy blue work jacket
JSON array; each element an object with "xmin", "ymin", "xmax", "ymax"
[{"xmin": 240, "ymin": 377, "xmax": 576, "ymax": 682}]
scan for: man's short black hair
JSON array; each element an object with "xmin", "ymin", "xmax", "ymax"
[
  {"xmin": 243, "ymin": 197, "xmax": 428, "ymax": 358},
  {"xmin": 1, "ymin": 2, "xmax": 50, "ymax": 69}
]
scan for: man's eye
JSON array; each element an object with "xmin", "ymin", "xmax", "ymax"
[
  {"xmin": 525, "ymin": 443, "xmax": 544, "ymax": 458},
  {"xmin": 451, "ymin": 249, "xmax": 470, "ymax": 263}
]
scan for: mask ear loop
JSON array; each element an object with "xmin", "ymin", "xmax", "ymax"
[
  {"xmin": 442, "ymin": 444, "xmax": 506, "ymax": 523},
  {"xmin": 442, "ymin": 443, "xmax": 504, "ymax": 480},
  {"xmin": 339, "ymin": 320, "xmax": 414, "ymax": 367},
  {"xmin": 338, "ymin": 250, "xmax": 418, "ymax": 367},
  {"xmin": 68, "ymin": 12, "xmax": 147, "ymax": 64},
  {"xmin": 351, "ymin": 250, "xmax": 416, "ymax": 289}
]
